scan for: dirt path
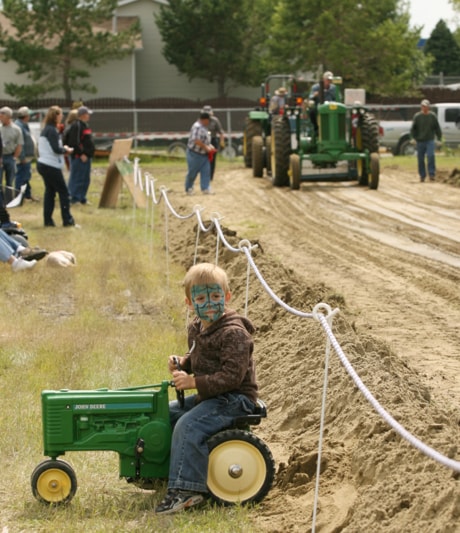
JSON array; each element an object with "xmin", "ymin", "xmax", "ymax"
[{"xmin": 166, "ymin": 159, "xmax": 460, "ymax": 532}]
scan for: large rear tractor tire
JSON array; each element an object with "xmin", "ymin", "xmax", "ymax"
[
  {"xmin": 289, "ymin": 154, "xmax": 301, "ymax": 190},
  {"xmin": 243, "ymin": 119, "xmax": 263, "ymax": 168},
  {"xmin": 252, "ymin": 136, "xmax": 264, "ymax": 178},
  {"xmin": 271, "ymin": 116, "xmax": 291, "ymax": 187},
  {"xmin": 356, "ymin": 112, "xmax": 379, "ymax": 188},
  {"xmin": 207, "ymin": 429, "xmax": 275, "ymax": 506}
]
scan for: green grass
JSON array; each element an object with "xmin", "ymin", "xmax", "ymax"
[{"xmin": 0, "ymin": 157, "xmax": 256, "ymax": 532}]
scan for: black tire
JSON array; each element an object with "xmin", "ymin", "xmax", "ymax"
[
  {"xmin": 289, "ymin": 154, "xmax": 301, "ymax": 190},
  {"xmin": 271, "ymin": 116, "xmax": 291, "ymax": 187},
  {"xmin": 398, "ymin": 138, "xmax": 416, "ymax": 156},
  {"xmin": 243, "ymin": 119, "xmax": 263, "ymax": 168},
  {"xmin": 369, "ymin": 152, "xmax": 380, "ymax": 190},
  {"xmin": 265, "ymin": 136, "xmax": 272, "ymax": 174},
  {"xmin": 252, "ymin": 136, "xmax": 264, "ymax": 178},
  {"xmin": 31, "ymin": 459, "xmax": 77, "ymax": 504},
  {"xmin": 167, "ymin": 142, "xmax": 187, "ymax": 157},
  {"xmin": 207, "ymin": 429, "xmax": 275, "ymax": 506},
  {"xmin": 356, "ymin": 112, "xmax": 379, "ymax": 186}
]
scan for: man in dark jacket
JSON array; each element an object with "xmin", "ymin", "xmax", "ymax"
[
  {"xmin": 410, "ymin": 99, "xmax": 442, "ymax": 182},
  {"xmin": 64, "ymin": 106, "xmax": 95, "ymax": 204}
]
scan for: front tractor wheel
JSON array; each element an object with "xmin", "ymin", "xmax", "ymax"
[
  {"xmin": 289, "ymin": 154, "xmax": 301, "ymax": 190},
  {"xmin": 252, "ymin": 136, "xmax": 264, "ymax": 178},
  {"xmin": 207, "ymin": 429, "xmax": 275, "ymax": 505},
  {"xmin": 369, "ymin": 152, "xmax": 380, "ymax": 190},
  {"xmin": 31, "ymin": 459, "xmax": 77, "ymax": 504}
]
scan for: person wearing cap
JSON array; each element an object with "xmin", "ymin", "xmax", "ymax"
[
  {"xmin": 309, "ymin": 71, "xmax": 337, "ymax": 103},
  {"xmin": 201, "ymin": 105, "xmax": 225, "ymax": 181},
  {"xmin": 0, "ymin": 106, "xmax": 24, "ymax": 206},
  {"xmin": 410, "ymin": 99, "xmax": 442, "ymax": 182},
  {"xmin": 184, "ymin": 111, "xmax": 215, "ymax": 195},
  {"xmin": 15, "ymin": 106, "xmax": 37, "ymax": 202},
  {"xmin": 269, "ymin": 87, "xmax": 288, "ymax": 114},
  {"xmin": 308, "ymin": 71, "xmax": 337, "ymax": 134},
  {"xmin": 36, "ymin": 106, "xmax": 76, "ymax": 227},
  {"xmin": 65, "ymin": 105, "xmax": 95, "ymax": 204}
]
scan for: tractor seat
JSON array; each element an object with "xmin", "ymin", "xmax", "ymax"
[{"xmin": 231, "ymin": 399, "xmax": 267, "ymax": 429}]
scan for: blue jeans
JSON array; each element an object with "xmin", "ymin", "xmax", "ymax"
[
  {"xmin": 0, "ymin": 155, "xmax": 17, "ymax": 205},
  {"xmin": 0, "ymin": 229, "xmax": 19, "ymax": 262},
  {"xmin": 185, "ymin": 149, "xmax": 211, "ymax": 192},
  {"xmin": 69, "ymin": 157, "xmax": 91, "ymax": 203},
  {"xmin": 15, "ymin": 161, "xmax": 32, "ymax": 199},
  {"xmin": 168, "ymin": 392, "xmax": 256, "ymax": 493},
  {"xmin": 416, "ymin": 140, "xmax": 436, "ymax": 180}
]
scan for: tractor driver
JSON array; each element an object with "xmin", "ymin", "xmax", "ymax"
[
  {"xmin": 308, "ymin": 71, "xmax": 337, "ymax": 133},
  {"xmin": 269, "ymin": 87, "xmax": 288, "ymax": 114}
]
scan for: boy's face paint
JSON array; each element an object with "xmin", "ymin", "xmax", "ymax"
[{"xmin": 191, "ymin": 284, "xmax": 226, "ymax": 323}]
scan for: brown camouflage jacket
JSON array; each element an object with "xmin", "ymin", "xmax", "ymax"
[{"xmin": 182, "ymin": 309, "xmax": 258, "ymax": 403}]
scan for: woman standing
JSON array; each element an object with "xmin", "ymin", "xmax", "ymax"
[{"xmin": 37, "ymin": 106, "xmax": 76, "ymax": 227}]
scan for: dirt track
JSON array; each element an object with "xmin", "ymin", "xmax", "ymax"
[{"xmin": 167, "ymin": 158, "xmax": 460, "ymax": 532}]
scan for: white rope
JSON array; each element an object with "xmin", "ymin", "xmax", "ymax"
[
  {"xmin": 315, "ymin": 312, "xmax": 460, "ymax": 473},
  {"xmin": 124, "ymin": 163, "xmax": 460, "ymax": 490}
]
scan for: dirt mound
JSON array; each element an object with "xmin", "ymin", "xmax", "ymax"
[{"xmin": 168, "ymin": 221, "xmax": 459, "ymax": 532}]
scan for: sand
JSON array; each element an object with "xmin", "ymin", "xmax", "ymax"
[{"xmin": 163, "ymin": 160, "xmax": 460, "ymax": 532}]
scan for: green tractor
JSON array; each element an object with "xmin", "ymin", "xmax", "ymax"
[
  {"xmin": 243, "ymin": 74, "xmax": 307, "ymax": 178},
  {"xmin": 269, "ymin": 76, "xmax": 380, "ymax": 190}
]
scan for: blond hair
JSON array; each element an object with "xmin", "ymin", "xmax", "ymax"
[{"xmin": 184, "ymin": 263, "xmax": 230, "ymax": 300}]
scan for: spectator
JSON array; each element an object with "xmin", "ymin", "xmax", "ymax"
[
  {"xmin": 62, "ymin": 109, "xmax": 79, "ymax": 172},
  {"xmin": 36, "ymin": 106, "xmax": 77, "ymax": 227},
  {"xmin": 15, "ymin": 106, "xmax": 37, "ymax": 202},
  {"xmin": 65, "ymin": 106, "xmax": 95, "ymax": 205},
  {"xmin": 0, "ymin": 228, "xmax": 44, "ymax": 272},
  {"xmin": 410, "ymin": 99, "xmax": 442, "ymax": 182},
  {"xmin": 0, "ymin": 106, "xmax": 24, "ymax": 205},
  {"xmin": 155, "ymin": 262, "xmax": 258, "ymax": 514},
  {"xmin": 202, "ymin": 105, "xmax": 225, "ymax": 181},
  {"xmin": 269, "ymin": 87, "xmax": 288, "ymax": 114},
  {"xmin": 184, "ymin": 111, "xmax": 214, "ymax": 195}
]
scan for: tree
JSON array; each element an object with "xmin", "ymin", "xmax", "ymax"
[
  {"xmin": 155, "ymin": 0, "xmax": 274, "ymax": 97},
  {"xmin": 425, "ymin": 20, "xmax": 460, "ymax": 75},
  {"xmin": 263, "ymin": 0, "xmax": 430, "ymax": 97},
  {"xmin": 0, "ymin": 0, "xmax": 140, "ymax": 102}
]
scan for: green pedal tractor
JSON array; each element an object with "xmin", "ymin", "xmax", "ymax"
[{"xmin": 30, "ymin": 381, "xmax": 275, "ymax": 506}]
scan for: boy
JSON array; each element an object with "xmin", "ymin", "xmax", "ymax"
[{"xmin": 155, "ymin": 262, "xmax": 258, "ymax": 515}]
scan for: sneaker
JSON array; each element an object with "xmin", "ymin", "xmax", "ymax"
[
  {"xmin": 11, "ymin": 257, "xmax": 37, "ymax": 272},
  {"xmin": 155, "ymin": 490, "xmax": 204, "ymax": 515},
  {"xmin": 186, "ymin": 188, "xmax": 194, "ymax": 196},
  {"xmin": 202, "ymin": 189, "xmax": 215, "ymax": 195},
  {"xmin": 429, "ymin": 176, "xmax": 435, "ymax": 181},
  {"xmin": 19, "ymin": 247, "xmax": 48, "ymax": 262}
]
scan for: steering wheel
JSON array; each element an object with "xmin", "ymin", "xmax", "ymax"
[{"xmin": 173, "ymin": 356, "xmax": 185, "ymax": 409}]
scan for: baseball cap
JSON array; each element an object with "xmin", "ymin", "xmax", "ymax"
[
  {"xmin": 77, "ymin": 106, "xmax": 93, "ymax": 116},
  {"xmin": 323, "ymin": 71, "xmax": 333, "ymax": 80},
  {"xmin": 421, "ymin": 99, "xmax": 430, "ymax": 107},
  {"xmin": 17, "ymin": 106, "xmax": 31, "ymax": 118},
  {"xmin": 0, "ymin": 106, "xmax": 13, "ymax": 117},
  {"xmin": 202, "ymin": 105, "xmax": 213, "ymax": 113}
]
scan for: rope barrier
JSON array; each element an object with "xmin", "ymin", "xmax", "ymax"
[{"xmin": 123, "ymin": 158, "xmax": 460, "ymax": 530}]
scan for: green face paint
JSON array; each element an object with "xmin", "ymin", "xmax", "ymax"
[{"xmin": 191, "ymin": 284, "xmax": 225, "ymax": 323}]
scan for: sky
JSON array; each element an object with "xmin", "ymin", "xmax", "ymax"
[{"xmin": 409, "ymin": 0, "xmax": 458, "ymax": 37}]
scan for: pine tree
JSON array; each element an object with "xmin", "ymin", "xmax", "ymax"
[{"xmin": 424, "ymin": 19, "xmax": 460, "ymax": 76}]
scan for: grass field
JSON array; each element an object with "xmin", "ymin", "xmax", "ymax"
[{"xmin": 0, "ymin": 157, "xmax": 257, "ymax": 532}]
